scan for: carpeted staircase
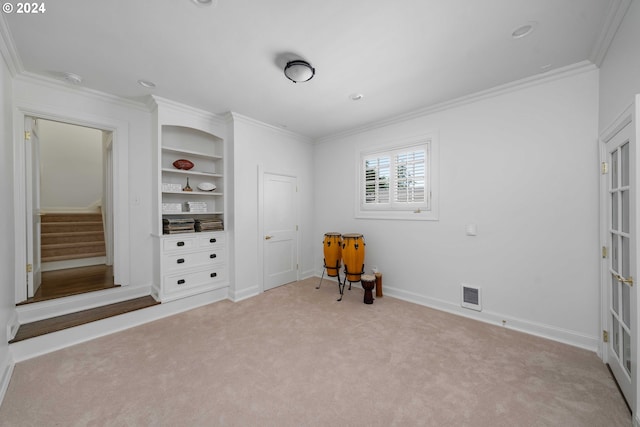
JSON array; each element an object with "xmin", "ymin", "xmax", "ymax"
[{"xmin": 41, "ymin": 212, "xmax": 106, "ymax": 262}]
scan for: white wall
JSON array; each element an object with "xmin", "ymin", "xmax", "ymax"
[
  {"xmin": 314, "ymin": 68, "xmax": 600, "ymax": 349},
  {"xmin": 230, "ymin": 115, "xmax": 314, "ymax": 300},
  {"xmin": 0, "ymin": 36, "xmax": 15, "ymax": 401},
  {"xmin": 599, "ymin": 0, "xmax": 640, "ymax": 130},
  {"xmin": 39, "ymin": 119, "xmax": 103, "ymax": 210}
]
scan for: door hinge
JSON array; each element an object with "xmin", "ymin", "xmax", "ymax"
[
  {"xmin": 296, "ymin": 263, "xmax": 299, "ymax": 270},
  {"xmin": 26, "ymin": 263, "xmax": 32, "ymax": 273},
  {"xmin": 296, "ymin": 225, "xmax": 298, "ymax": 231},
  {"xmin": 602, "ymin": 246, "xmax": 608, "ymax": 259},
  {"xmin": 24, "ymin": 131, "xmax": 31, "ymax": 141},
  {"xmin": 601, "ymin": 162, "xmax": 609, "ymax": 174},
  {"xmin": 603, "ymin": 330, "xmax": 609, "ymax": 343}
]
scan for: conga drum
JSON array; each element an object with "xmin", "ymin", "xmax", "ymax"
[
  {"xmin": 342, "ymin": 233, "xmax": 365, "ymax": 282},
  {"xmin": 323, "ymin": 232, "xmax": 342, "ymax": 277}
]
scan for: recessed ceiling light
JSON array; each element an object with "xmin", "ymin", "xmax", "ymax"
[
  {"xmin": 191, "ymin": 0, "xmax": 216, "ymax": 6},
  {"xmin": 511, "ymin": 22, "xmax": 537, "ymax": 39},
  {"xmin": 62, "ymin": 72, "xmax": 82, "ymax": 85},
  {"xmin": 350, "ymin": 93, "xmax": 364, "ymax": 101},
  {"xmin": 138, "ymin": 79, "xmax": 156, "ymax": 88}
]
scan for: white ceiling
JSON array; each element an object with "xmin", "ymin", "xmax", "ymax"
[{"xmin": 2, "ymin": 0, "xmax": 619, "ymax": 139}]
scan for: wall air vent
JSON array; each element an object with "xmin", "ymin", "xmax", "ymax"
[{"xmin": 461, "ymin": 284, "xmax": 482, "ymax": 311}]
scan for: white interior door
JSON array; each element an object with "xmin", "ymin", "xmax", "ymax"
[
  {"xmin": 25, "ymin": 116, "xmax": 42, "ymax": 297},
  {"xmin": 263, "ymin": 173, "xmax": 298, "ymax": 291},
  {"xmin": 603, "ymin": 117, "xmax": 637, "ymax": 411}
]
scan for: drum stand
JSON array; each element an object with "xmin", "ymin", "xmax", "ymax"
[
  {"xmin": 337, "ymin": 263, "xmax": 364, "ymax": 302},
  {"xmin": 336, "ymin": 274, "xmax": 351, "ymax": 302},
  {"xmin": 316, "ymin": 259, "xmax": 341, "ymax": 289},
  {"xmin": 317, "ymin": 260, "xmax": 354, "ymax": 302}
]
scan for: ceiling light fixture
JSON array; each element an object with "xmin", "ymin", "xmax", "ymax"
[
  {"xmin": 138, "ymin": 79, "xmax": 156, "ymax": 88},
  {"xmin": 350, "ymin": 93, "xmax": 364, "ymax": 101},
  {"xmin": 62, "ymin": 72, "xmax": 83, "ymax": 85},
  {"xmin": 284, "ymin": 60, "xmax": 315, "ymax": 83},
  {"xmin": 191, "ymin": 0, "xmax": 216, "ymax": 6},
  {"xmin": 511, "ymin": 22, "xmax": 536, "ymax": 39}
]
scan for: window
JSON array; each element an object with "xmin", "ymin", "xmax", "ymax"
[{"xmin": 357, "ymin": 136, "xmax": 438, "ymax": 220}]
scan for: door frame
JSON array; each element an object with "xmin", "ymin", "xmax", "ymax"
[
  {"xmin": 13, "ymin": 104, "xmax": 130, "ymax": 303},
  {"xmin": 599, "ymin": 101, "xmax": 638, "ymax": 416},
  {"xmin": 24, "ymin": 116, "xmax": 41, "ymax": 297},
  {"xmin": 257, "ymin": 164, "xmax": 299, "ymax": 293}
]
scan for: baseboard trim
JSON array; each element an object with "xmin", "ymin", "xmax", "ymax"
[
  {"xmin": 16, "ymin": 285, "xmax": 153, "ymax": 323},
  {"xmin": 0, "ymin": 351, "xmax": 14, "ymax": 407},
  {"xmin": 229, "ymin": 285, "xmax": 260, "ymax": 302},
  {"xmin": 10, "ymin": 287, "xmax": 229, "ymax": 362},
  {"xmin": 383, "ymin": 285, "xmax": 599, "ymax": 352},
  {"xmin": 6, "ymin": 311, "xmax": 19, "ymax": 341}
]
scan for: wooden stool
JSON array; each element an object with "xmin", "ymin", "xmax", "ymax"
[{"xmin": 361, "ymin": 274, "xmax": 375, "ymax": 304}]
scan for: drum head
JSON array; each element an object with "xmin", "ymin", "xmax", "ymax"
[
  {"xmin": 324, "ymin": 232, "xmax": 341, "ymax": 237},
  {"xmin": 342, "ymin": 233, "xmax": 363, "ymax": 238}
]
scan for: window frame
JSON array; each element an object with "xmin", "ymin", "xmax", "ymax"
[{"xmin": 355, "ymin": 134, "xmax": 439, "ymax": 221}]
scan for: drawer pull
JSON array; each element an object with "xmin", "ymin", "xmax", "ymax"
[
  {"xmin": 177, "ymin": 258, "xmax": 185, "ymax": 264},
  {"xmin": 177, "ymin": 241, "xmax": 185, "ymax": 247},
  {"xmin": 210, "ymin": 238, "xmax": 216, "ymax": 243},
  {"xmin": 211, "ymin": 272, "xmax": 217, "ymax": 278},
  {"xmin": 177, "ymin": 279, "xmax": 185, "ymax": 285},
  {"xmin": 210, "ymin": 253, "xmax": 217, "ymax": 259}
]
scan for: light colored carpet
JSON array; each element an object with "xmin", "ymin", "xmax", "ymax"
[{"xmin": 0, "ymin": 278, "xmax": 631, "ymax": 426}]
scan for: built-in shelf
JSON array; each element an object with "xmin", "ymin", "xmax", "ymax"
[
  {"xmin": 152, "ymin": 98, "xmax": 228, "ymax": 303},
  {"xmin": 161, "ymin": 168, "xmax": 223, "ymax": 178},
  {"xmin": 162, "ymin": 146, "xmax": 222, "ymax": 160},
  {"xmin": 161, "ymin": 212, "xmax": 224, "ymax": 216},
  {"xmin": 162, "ymin": 191, "xmax": 223, "ymax": 196}
]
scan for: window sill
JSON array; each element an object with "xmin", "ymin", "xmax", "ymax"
[{"xmin": 355, "ymin": 209, "xmax": 439, "ymax": 221}]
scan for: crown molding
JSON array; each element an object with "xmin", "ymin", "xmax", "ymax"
[
  {"xmin": 0, "ymin": 13, "xmax": 23, "ymax": 76},
  {"xmin": 316, "ymin": 61, "xmax": 598, "ymax": 144},
  {"xmin": 150, "ymin": 95, "xmax": 229, "ymax": 125},
  {"xmin": 589, "ymin": 0, "xmax": 632, "ymax": 66},
  {"xmin": 230, "ymin": 112, "xmax": 313, "ymax": 143},
  {"xmin": 14, "ymin": 72, "xmax": 150, "ymax": 112}
]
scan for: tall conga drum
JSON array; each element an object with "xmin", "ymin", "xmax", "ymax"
[
  {"xmin": 342, "ymin": 233, "xmax": 365, "ymax": 282},
  {"xmin": 323, "ymin": 232, "xmax": 342, "ymax": 277}
]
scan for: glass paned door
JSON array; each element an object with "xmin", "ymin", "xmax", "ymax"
[{"xmin": 605, "ymin": 121, "xmax": 636, "ymax": 407}]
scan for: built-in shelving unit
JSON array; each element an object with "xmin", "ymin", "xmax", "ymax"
[{"xmin": 151, "ymin": 96, "xmax": 229, "ymax": 302}]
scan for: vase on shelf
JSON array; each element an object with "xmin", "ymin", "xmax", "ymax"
[{"xmin": 183, "ymin": 177, "xmax": 193, "ymax": 192}]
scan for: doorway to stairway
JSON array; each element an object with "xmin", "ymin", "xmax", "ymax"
[{"xmin": 21, "ymin": 118, "xmax": 117, "ymax": 304}]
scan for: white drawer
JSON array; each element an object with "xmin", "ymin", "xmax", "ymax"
[
  {"xmin": 163, "ymin": 248, "xmax": 226, "ymax": 272},
  {"xmin": 162, "ymin": 236, "xmax": 196, "ymax": 252},
  {"xmin": 197, "ymin": 233, "xmax": 225, "ymax": 248},
  {"xmin": 163, "ymin": 266, "xmax": 226, "ymax": 293}
]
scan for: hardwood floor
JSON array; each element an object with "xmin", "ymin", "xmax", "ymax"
[
  {"xmin": 10, "ymin": 296, "xmax": 160, "ymax": 343},
  {"xmin": 19, "ymin": 264, "xmax": 118, "ymax": 304}
]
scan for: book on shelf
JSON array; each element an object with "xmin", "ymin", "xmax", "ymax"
[{"xmin": 194, "ymin": 217, "xmax": 224, "ymax": 232}]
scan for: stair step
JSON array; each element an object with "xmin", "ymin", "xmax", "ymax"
[
  {"xmin": 41, "ymin": 242, "xmax": 106, "ymax": 258},
  {"xmin": 42, "ymin": 251, "xmax": 107, "ymax": 263},
  {"xmin": 41, "ymin": 231, "xmax": 105, "ymax": 245},
  {"xmin": 9, "ymin": 296, "xmax": 160, "ymax": 343},
  {"xmin": 41, "ymin": 213, "xmax": 102, "ymax": 223},
  {"xmin": 42, "ymin": 221, "xmax": 104, "ymax": 233}
]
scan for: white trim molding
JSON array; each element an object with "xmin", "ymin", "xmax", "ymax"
[
  {"xmin": 12, "ymin": 101, "xmax": 131, "ymax": 302},
  {"xmin": 589, "ymin": 0, "xmax": 633, "ymax": 66},
  {"xmin": 317, "ymin": 61, "xmax": 597, "ymax": 144}
]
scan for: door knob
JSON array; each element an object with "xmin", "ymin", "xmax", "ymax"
[
  {"xmin": 265, "ymin": 235, "xmax": 272, "ymax": 240},
  {"xmin": 615, "ymin": 274, "xmax": 634, "ymax": 286}
]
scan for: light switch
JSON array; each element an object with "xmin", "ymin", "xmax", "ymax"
[{"xmin": 465, "ymin": 223, "xmax": 477, "ymax": 236}]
